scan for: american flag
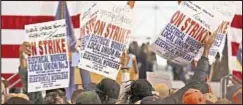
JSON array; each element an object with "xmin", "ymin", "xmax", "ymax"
[
  {"xmin": 1, "ymin": 1, "xmax": 81, "ymax": 88},
  {"xmin": 227, "ymin": 1, "xmax": 242, "ymax": 80}
]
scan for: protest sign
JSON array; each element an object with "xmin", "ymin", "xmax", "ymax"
[
  {"xmin": 150, "ymin": 1, "xmax": 236, "ymax": 66},
  {"xmin": 25, "ymin": 19, "xmax": 70, "ymax": 92},
  {"xmin": 194, "ymin": 1, "xmax": 236, "ymax": 64},
  {"xmin": 78, "ymin": 2, "xmax": 134, "ymax": 80},
  {"xmin": 147, "ymin": 72, "xmax": 172, "ymax": 88}
]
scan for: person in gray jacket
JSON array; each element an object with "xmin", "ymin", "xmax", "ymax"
[
  {"xmin": 118, "ymin": 28, "xmax": 219, "ymax": 104},
  {"xmin": 155, "ymin": 27, "xmax": 220, "ymax": 104},
  {"xmin": 18, "ymin": 42, "xmax": 44, "ymax": 104}
]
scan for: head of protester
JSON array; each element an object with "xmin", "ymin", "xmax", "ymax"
[
  {"xmin": 15, "ymin": 93, "xmax": 30, "ymax": 101},
  {"xmin": 71, "ymin": 89, "xmax": 83, "ymax": 104},
  {"xmin": 44, "ymin": 90, "xmax": 68, "ymax": 104},
  {"xmin": 154, "ymin": 83, "xmax": 169, "ymax": 99},
  {"xmin": 5, "ymin": 93, "xmax": 17, "ymax": 103},
  {"xmin": 75, "ymin": 91, "xmax": 102, "ymax": 104},
  {"xmin": 95, "ymin": 78, "xmax": 120, "ymax": 104},
  {"xmin": 129, "ymin": 79, "xmax": 154, "ymax": 104},
  {"xmin": 182, "ymin": 88, "xmax": 206, "ymax": 104},
  {"xmin": 4, "ymin": 97, "xmax": 32, "ymax": 104}
]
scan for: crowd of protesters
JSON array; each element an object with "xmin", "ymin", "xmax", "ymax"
[{"xmin": 1, "ymin": 28, "xmax": 242, "ymax": 104}]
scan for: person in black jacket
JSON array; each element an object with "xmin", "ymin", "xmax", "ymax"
[{"xmin": 138, "ymin": 44, "xmax": 148, "ymax": 79}]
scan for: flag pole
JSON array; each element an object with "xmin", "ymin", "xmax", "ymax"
[{"xmin": 60, "ymin": 1, "xmax": 65, "ymax": 19}]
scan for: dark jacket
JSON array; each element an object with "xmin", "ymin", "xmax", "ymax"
[
  {"xmin": 138, "ymin": 52, "xmax": 147, "ymax": 79},
  {"xmin": 18, "ymin": 67, "xmax": 44, "ymax": 104},
  {"xmin": 160, "ymin": 56, "xmax": 210, "ymax": 104}
]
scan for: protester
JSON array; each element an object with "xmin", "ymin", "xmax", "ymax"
[
  {"xmin": 4, "ymin": 93, "xmax": 30, "ymax": 102},
  {"xmin": 182, "ymin": 88, "xmax": 206, "ymax": 104},
  {"xmin": 138, "ymin": 43, "xmax": 148, "ymax": 79},
  {"xmin": 4, "ymin": 2, "xmax": 241, "ymax": 105},
  {"xmin": 95, "ymin": 78, "xmax": 120, "ymax": 104},
  {"xmin": 15, "ymin": 93, "xmax": 30, "ymax": 101},
  {"xmin": 147, "ymin": 26, "xmax": 221, "ymax": 104},
  {"xmin": 44, "ymin": 90, "xmax": 68, "ymax": 104},
  {"xmin": 5, "ymin": 93, "xmax": 17, "ymax": 103},
  {"xmin": 167, "ymin": 61, "xmax": 187, "ymax": 83},
  {"xmin": 71, "ymin": 89, "xmax": 83, "ymax": 104},
  {"xmin": 4, "ymin": 97, "xmax": 32, "ymax": 104},
  {"xmin": 75, "ymin": 91, "xmax": 102, "ymax": 104},
  {"xmin": 18, "ymin": 41, "xmax": 44, "ymax": 104},
  {"xmin": 129, "ymin": 79, "xmax": 155, "ymax": 104},
  {"xmin": 129, "ymin": 41, "xmax": 140, "ymax": 57},
  {"xmin": 147, "ymin": 52, "xmax": 157, "ymax": 72},
  {"xmin": 154, "ymin": 83, "xmax": 169, "ymax": 99}
]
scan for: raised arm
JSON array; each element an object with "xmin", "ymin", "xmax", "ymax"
[
  {"xmin": 189, "ymin": 29, "xmax": 218, "ymax": 83},
  {"xmin": 18, "ymin": 42, "xmax": 31, "ymax": 92}
]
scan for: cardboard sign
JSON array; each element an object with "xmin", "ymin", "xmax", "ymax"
[
  {"xmin": 194, "ymin": 1, "xmax": 236, "ymax": 64},
  {"xmin": 150, "ymin": 1, "xmax": 236, "ymax": 66},
  {"xmin": 147, "ymin": 72, "xmax": 172, "ymax": 88},
  {"xmin": 78, "ymin": 2, "xmax": 134, "ymax": 80},
  {"xmin": 25, "ymin": 19, "xmax": 70, "ymax": 92}
]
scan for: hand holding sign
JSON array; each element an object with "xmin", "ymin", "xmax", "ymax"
[
  {"xmin": 203, "ymin": 27, "xmax": 219, "ymax": 50},
  {"xmin": 120, "ymin": 50, "xmax": 130, "ymax": 69},
  {"xmin": 203, "ymin": 27, "xmax": 220, "ymax": 57}
]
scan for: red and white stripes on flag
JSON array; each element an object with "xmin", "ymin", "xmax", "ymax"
[
  {"xmin": 227, "ymin": 1, "xmax": 242, "ymax": 80},
  {"xmin": 1, "ymin": 1, "xmax": 81, "ymax": 88}
]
